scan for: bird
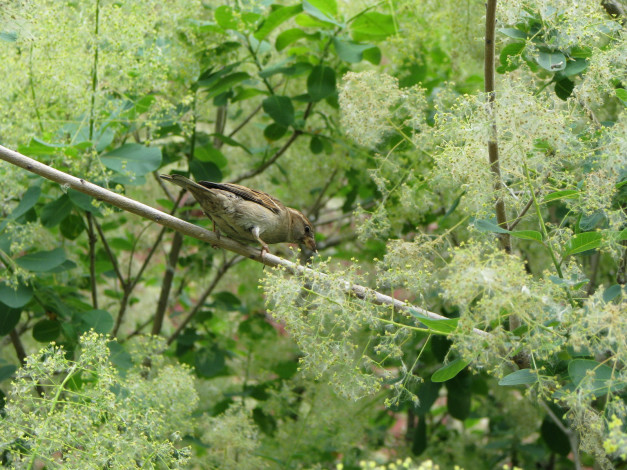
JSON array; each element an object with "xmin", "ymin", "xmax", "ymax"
[{"xmin": 160, "ymin": 174, "xmax": 316, "ymax": 255}]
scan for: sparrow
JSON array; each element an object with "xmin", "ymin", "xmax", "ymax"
[{"xmin": 160, "ymin": 174, "xmax": 316, "ymax": 254}]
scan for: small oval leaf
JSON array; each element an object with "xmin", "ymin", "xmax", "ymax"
[{"xmin": 432, "ymin": 358, "xmax": 468, "ymax": 383}]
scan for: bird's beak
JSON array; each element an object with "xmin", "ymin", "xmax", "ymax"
[{"xmin": 304, "ymin": 237, "xmax": 317, "ymax": 252}]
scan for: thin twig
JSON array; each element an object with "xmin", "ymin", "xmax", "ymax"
[
  {"xmin": 0, "ymin": 145, "xmax": 490, "ymax": 337},
  {"xmin": 167, "ymin": 255, "xmax": 242, "ymax": 345},
  {"xmin": 152, "ymin": 231, "xmax": 184, "ymax": 336},
  {"xmin": 93, "ymin": 218, "xmax": 126, "ymax": 287},
  {"xmin": 86, "ymin": 212, "xmax": 98, "ymax": 309},
  {"xmin": 228, "ymin": 103, "xmax": 263, "ymax": 138},
  {"xmin": 88, "ymin": 0, "xmax": 101, "ymax": 141},
  {"xmin": 539, "ymin": 401, "xmax": 582, "ymax": 470},
  {"xmin": 229, "ymin": 128, "xmax": 303, "ymax": 184},
  {"xmin": 484, "ymin": 0, "xmax": 511, "ymax": 254},
  {"xmin": 10, "ymin": 329, "xmax": 27, "ymax": 365},
  {"xmin": 124, "ymin": 317, "xmax": 154, "ymax": 340},
  {"xmin": 307, "ymin": 168, "xmax": 338, "ymax": 219},
  {"xmin": 214, "ymin": 105, "xmax": 228, "ymax": 149},
  {"xmin": 128, "ymin": 190, "xmax": 185, "ymax": 292},
  {"xmin": 508, "ymin": 197, "xmax": 535, "ymax": 231}
]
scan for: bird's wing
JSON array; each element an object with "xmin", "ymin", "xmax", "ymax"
[{"xmin": 198, "ymin": 181, "xmax": 284, "ymax": 214}]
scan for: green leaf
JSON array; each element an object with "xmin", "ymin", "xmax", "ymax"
[
  {"xmin": 302, "ymin": 0, "xmax": 343, "ymax": 27},
  {"xmin": 0, "ymin": 307, "xmax": 21, "ymax": 335},
  {"xmin": 0, "ymin": 365, "xmax": 17, "ymax": 382},
  {"xmin": 537, "ymin": 51, "xmax": 566, "ymax": 71},
  {"xmin": 194, "ymin": 143, "xmax": 228, "ymax": 168},
  {"xmin": 101, "ymin": 144, "xmax": 162, "ymax": 177},
  {"xmin": 232, "ymin": 88, "xmax": 266, "ymax": 102},
  {"xmin": 81, "ymin": 309, "xmax": 114, "ymax": 334},
  {"xmin": 215, "ymin": 5, "xmax": 239, "ymax": 30},
  {"xmin": 309, "ymin": 135, "xmax": 323, "ymax": 154},
  {"xmin": 499, "ymin": 42, "xmax": 525, "ymax": 66},
  {"xmin": 510, "ymin": 230, "xmax": 543, "ymax": 242},
  {"xmin": 499, "ymin": 369, "xmax": 538, "ymax": 386},
  {"xmin": 445, "ymin": 373, "xmax": 471, "ymax": 420},
  {"xmin": 254, "ymin": 4, "xmax": 303, "ymax": 40},
  {"xmin": 554, "ymin": 77, "xmax": 574, "ymax": 100},
  {"xmin": 543, "ymin": 190, "xmax": 579, "ymax": 202},
  {"xmin": 201, "ymin": 72, "xmax": 251, "ymax": 99},
  {"xmin": 562, "ymin": 58, "xmax": 588, "ymax": 77},
  {"xmin": 209, "ymin": 133, "xmax": 252, "ymax": 154},
  {"xmin": 108, "ymin": 340, "xmax": 134, "ymax": 376},
  {"xmin": 68, "ymin": 189, "xmax": 99, "ymax": 213},
  {"xmin": 431, "ymin": 358, "xmax": 468, "ymax": 382},
  {"xmin": 195, "ymin": 345, "xmax": 226, "ymax": 378},
  {"xmin": 17, "ymin": 137, "xmax": 66, "ymax": 157},
  {"xmin": 276, "ymin": 28, "xmax": 308, "ymax": 51},
  {"xmin": 411, "ymin": 416, "xmax": 427, "ymax": 456},
  {"xmin": 15, "ymin": 247, "xmax": 67, "ymax": 272},
  {"xmin": 415, "ymin": 378, "xmax": 442, "ymax": 415},
  {"xmin": 616, "ymin": 88, "xmax": 627, "ymax": 104},
  {"xmin": 473, "ymin": 219, "xmax": 509, "ymax": 234},
  {"xmin": 568, "ymin": 359, "xmax": 627, "ymax": 397},
  {"xmin": 307, "ymin": 65, "xmax": 336, "ymax": 101},
  {"xmin": 350, "ymin": 12, "xmax": 395, "ymax": 42},
  {"xmin": 602, "ymin": 284, "xmax": 622, "ymax": 302},
  {"xmin": 32, "ymin": 319, "xmax": 61, "ymax": 342},
  {"xmin": 362, "ymin": 46, "xmax": 381, "ymax": 65},
  {"xmin": 333, "ymin": 37, "xmax": 372, "ymax": 63},
  {"xmin": 579, "ymin": 211, "xmax": 605, "ymax": 231},
  {"xmin": 0, "ymin": 31, "xmax": 18, "ymax": 42},
  {"xmin": 262, "ymin": 95, "xmax": 295, "ymax": 126},
  {"xmin": 259, "ymin": 61, "xmax": 312, "ymax": 78},
  {"xmin": 60, "ymin": 214, "xmax": 85, "ymax": 240},
  {"xmin": 564, "ymin": 232, "xmax": 603, "ymax": 256},
  {"xmin": 541, "ymin": 417, "xmax": 570, "ymax": 456},
  {"xmin": 9, "ymin": 186, "xmax": 40, "ymax": 220},
  {"xmin": 409, "ymin": 309, "xmax": 458, "ymax": 334},
  {"xmin": 499, "ymin": 28, "xmax": 527, "ymax": 39},
  {"xmin": 40, "ymin": 194, "xmax": 72, "ymax": 228},
  {"xmin": 0, "ymin": 282, "xmax": 33, "ymax": 308},
  {"xmin": 264, "ymin": 123, "xmax": 288, "ymax": 141},
  {"xmin": 190, "ymin": 159, "xmax": 223, "ymax": 183}
]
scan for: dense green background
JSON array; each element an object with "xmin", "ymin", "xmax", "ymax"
[{"xmin": 1, "ymin": 0, "xmax": 626, "ymax": 468}]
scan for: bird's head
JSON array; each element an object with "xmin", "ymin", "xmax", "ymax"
[{"xmin": 288, "ymin": 209, "xmax": 316, "ymax": 252}]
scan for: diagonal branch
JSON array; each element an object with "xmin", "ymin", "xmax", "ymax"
[{"xmin": 0, "ymin": 145, "xmax": 489, "ymax": 337}]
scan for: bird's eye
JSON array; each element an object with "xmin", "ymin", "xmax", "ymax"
[{"xmin": 305, "ymin": 226, "xmax": 311, "ymax": 233}]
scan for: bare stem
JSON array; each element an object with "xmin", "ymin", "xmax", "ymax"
[
  {"xmin": 93, "ymin": 218, "xmax": 126, "ymax": 287},
  {"xmin": 167, "ymin": 255, "xmax": 241, "ymax": 345},
  {"xmin": 88, "ymin": 0, "xmax": 101, "ymax": 141},
  {"xmin": 86, "ymin": 212, "xmax": 98, "ymax": 309},
  {"xmin": 10, "ymin": 329, "xmax": 27, "ymax": 365},
  {"xmin": 152, "ymin": 231, "xmax": 184, "ymax": 336},
  {"xmin": 228, "ymin": 103, "xmax": 263, "ymax": 138},
  {"xmin": 484, "ymin": 0, "xmax": 511, "ymax": 254},
  {"xmin": 539, "ymin": 401, "xmax": 582, "ymax": 470}
]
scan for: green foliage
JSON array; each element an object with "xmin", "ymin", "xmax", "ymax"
[
  {"xmin": 1, "ymin": 0, "xmax": 627, "ymax": 468},
  {"xmin": 0, "ymin": 332, "xmax": 197, "ymax": 468}
]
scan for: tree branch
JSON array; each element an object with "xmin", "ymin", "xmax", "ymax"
[
  {"xmin": 167, "ymin": 254, "xmax": 242, "ymax": 345},
  {"xmin": 152, "ymin": 231, "xmax": 184, "ymax": 336},
  {"xmin": 484, "ymin": 0, "xmax": 511, "ymax": 254},
  {"xmin": 229, "ymin": 128, "xmax": 302, "ymax": 184},
  {"xmin": 0, "ymin": 145, "xmax": 489, "ymax": 337},
  {"xmin": 86, "ymin": 212, "xmax": 98, "ymax": 309},
  {"xmin": 93, "ymin": 218, "xmax": 126, "ymax": 288},
  {"xmin": 10, "ymin": 329, "xmax": 27, "ymax": 365}
]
